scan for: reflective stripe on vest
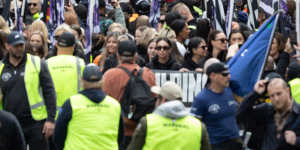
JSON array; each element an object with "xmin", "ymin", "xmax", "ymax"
[
  {"xmin": 188, "ymin": 25, "xmax": 197, "ymax": 30},
  {"xmin": 46, "ymin": 55, "xmax": 84, "ymax": 111},
  {"xmin": 193, "ymin": 6, "xmax": 203, "ymax": 16},
  {"xmin": 289, "ymin": 78, "xmax": 300, "ymax": 104},
  {"xmin": 143, "ymin": 114, "xmax": 202, "ymax": 150},
  {"xmin": 64, "ymin": 94, "xmax": 120, "ymax": 150},
  {"xmin": 0, "ymin": 54, "xmax": 47, "ymax": 120}
]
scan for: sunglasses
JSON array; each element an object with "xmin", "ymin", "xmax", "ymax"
[
  {"xmin": 156, "ymin": 46, "xmax": 170, "ymax": 51},
  {"xmin": 215, "ymin": 38, "xmax": 228, "ymax": 43},
  {"xmin": 220, "ymin": 72, "xmax": 230, "ymax": 77},
  {"xmin": 199, "ymin": 45, "xmax": 208, "ymax": 50},
  {"xmin": 28, "ymin": 3, "xmax": 37, "ymax": 7}
]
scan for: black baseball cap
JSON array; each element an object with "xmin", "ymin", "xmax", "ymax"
[
  {"xmin": 206, "ymin": 62, "xmax": 229, "ymax": 75},
  {"xmin": 118, "ymin": 40, "xmax": 137, "ymax": 57},
  {"xmin": 83, "ymin": 64, "xmax": 102, "ymax": 82},
  {"xmin": 7, "ymin": 32, "xmax": 25, "ymax": 46},
  {"xmin": 57, "ymin": 32, "xmax": 75, "ymax": 47},
  {"xmin": 287, "ymin": 62, "xmax": 300, "ymax": 81}
]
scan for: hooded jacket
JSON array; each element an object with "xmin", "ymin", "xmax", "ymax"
[{"xmin": 127, "ymin": 100, "xmax": 211, "ymax": 150}]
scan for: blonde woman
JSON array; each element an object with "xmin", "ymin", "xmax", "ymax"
[
  {"xmin": 28, "ymin": 31, "xmax": 48, "ymax": 58},
  {"xmin": 0, "ymin": 16, "xmax": 10, "ymax": 34},
  {"xmin": 93, "ymin": 32, "xmax": 120, "ymax": 71},
  {"xmin": 28, "ymin": 20, "xmax": 49, "ymax": 43}
]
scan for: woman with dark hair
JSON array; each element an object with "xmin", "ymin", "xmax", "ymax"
[
  {"xmin": 226, "ymin": 30, "xmax": 247, "ymax": 60},
  {"xmin": 169, "ymin": 19, "xmax": 190, "ymax": 56},
  {"xmin": 26, "ymin": 43, "xmax": 45, "ymax": 58},
  {"xmin": 207, "ymin": 30, "xmax": 227, "ymax": 62},
  {"xmin": 228, "ymin": 30, "xmax": 246, "ymax": 46},
  {"xmin": 180, "ymin": 37, "xmax": 208, "ymax": 72},
  {"xmin": 270, "ymin": 32, "xmax": 289, "ymax": 77},
  {"xmin": 28, "ymin": 31, "xmax": 48, "ymax": 58},
  {"xmin": 90, "ymin": 33, "xmax": 105, "ymax": 61},
  {"xmin": 0, "ymin": 31, "xmax": 8, "ymax": 60},
  {"xmin": 146, "ymin": 38, "xmax": 157, "ymax": 63},
  {"xmin": 70, "ymin": 24, "xmax": 85, "ymax": 48},
  {"xmin": 146, "ymin": 37, "xmax": 181, "ymax": 70},
  {"xmin": 195, "ymin": 18, "xmax": 211, "ymax": 39}
]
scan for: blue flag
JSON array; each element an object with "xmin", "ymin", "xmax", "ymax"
[{"xmin": 227, "ymin": 13, "xmax": 279, "ymax": 97}]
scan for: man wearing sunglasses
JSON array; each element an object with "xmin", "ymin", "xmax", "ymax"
[
  {"xmin": 191, "ymin": 62, "xmax": 242, "ymax": 150},
  {"xmin": 27, "ymin": 0, "xmax": 42, "ymax": 20}
]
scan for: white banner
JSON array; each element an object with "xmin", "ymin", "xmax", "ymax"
[{"xmin": 153, "ymin": 70, "xmax": 208, "ymax": 105}]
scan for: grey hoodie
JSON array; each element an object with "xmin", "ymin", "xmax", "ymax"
[
  {"xmin": 154, "ymin": 100, "xmax": 190, "ymax": 119},
  {"xmin": 127, "ymin": 100, "xmax": 212, "ymax": 150}
]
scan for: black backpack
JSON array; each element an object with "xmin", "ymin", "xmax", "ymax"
[{"xmin": 119, "ymin": 66, "xmax": 155, "ymax": 122}]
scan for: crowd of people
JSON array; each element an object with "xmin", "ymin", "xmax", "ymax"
[{"xmin": 0, "ymin": 0, "xmax": 300, "ymax": 149}]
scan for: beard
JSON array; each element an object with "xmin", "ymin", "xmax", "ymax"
[
  {"xmin": 11, "ymin": 53, "xmax": 23, "ymax": 60},
  {"xmin": 9, "ymin": 49, "xmax": 24, "ymax": 60}
]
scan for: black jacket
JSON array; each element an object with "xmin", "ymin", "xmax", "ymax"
[
  {"xmin": 275, "ymin": 51, "xmax": 290, "ymax": 78},
  {"xmin": 0, "ymin": 54, "xmax": 56, "ymax": 125},
  {"xmin": 146, "ymin": 56, "xmax": 181, "ymax": 70},
  {"xmin": 54, "ymin": 88, "xmax": 124, "ymax": 150},
  {"xmin": 0, "ymin": 110, "xmax": 26, "ymax": 150},
  {"xmin": 181, "ymin": 58, "xmax": 205, "ymax": 71},
  {"xmin": 237, "ymin": 92, "xmax": 300, "ymax": 150}
]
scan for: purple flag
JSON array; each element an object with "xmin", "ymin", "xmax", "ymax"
[
  {"xmin": 280, "ymin": 0, "xmax": 288, "ymax": 14},
  {"xmin": 85, "ymin": 0, "xmax": 100, "ymax": 56},
  {"xmin": 212, "ymin": 0, "xmax": 226, "ymax": 33},
  {"xmin": 149, "ymin": 0, "xmax": 160, "ymax": 28},
  {"xmin": 49, "ymin": 0, "xmax": 64, "ymax": 43},
  {"xmin": 225, "ymin": 0, "xmax": 234, "ymax": 38},
  {"xmin": 260, "ymin": 0, "xmax": 275, "ymax": 16},
  {"xmin": 14, "ymin": 0, "xmax": 23, "ymax": 33}
]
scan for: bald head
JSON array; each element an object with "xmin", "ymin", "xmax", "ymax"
[
  {"xmin": 267, "ymin": 78, "xmax": 292, "ymax": 112},
  {"xmin": 267, "ymin": 78, "xmax": 289, "ymax": 91}
]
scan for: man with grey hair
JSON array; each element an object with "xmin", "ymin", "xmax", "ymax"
[
  {"xmin": 27, "ymin": 0, "xmax": 43, "ymax": 20},
  {"xmin": 127, "ymin": 81, "xmax": 211, "ymax": 150}
]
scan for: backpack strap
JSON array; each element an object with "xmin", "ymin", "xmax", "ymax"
[
  {"xmin": 137, "ymin": 67, "xmax": 144, "ymax": 77},
  {"xmin": 118, "ymin": 66, "xmax": 131, "ymax": 75},
  {"xmin": 118, "ymin": 66, "xmax": 143, "ymax": 77}
]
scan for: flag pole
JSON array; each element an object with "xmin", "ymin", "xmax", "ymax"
[{"xmin": 257, "ymin": 12, "xmax": 280, "ymax": 80}]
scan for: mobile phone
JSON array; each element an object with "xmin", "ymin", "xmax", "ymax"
[{"xmin": 238, "ymin": 44, "xmax": 242, "ymax": 49}]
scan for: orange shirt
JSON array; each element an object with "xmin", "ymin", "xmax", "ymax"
[{"xmin": 102, "ymin": 63, "xmax": 156, "ymax": 136}]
